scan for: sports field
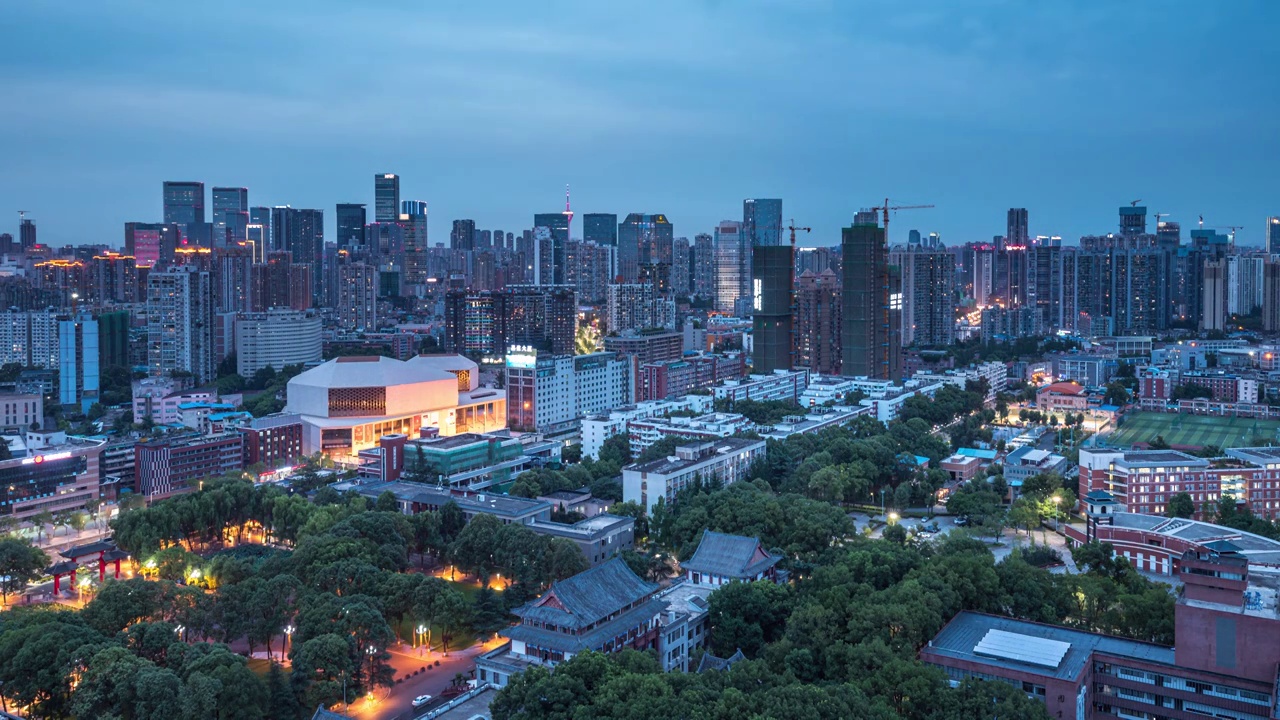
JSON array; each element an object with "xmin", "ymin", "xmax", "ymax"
[{"xmin": 1106, "ymin": 412, "xmax": 1280, "ymax": 449}]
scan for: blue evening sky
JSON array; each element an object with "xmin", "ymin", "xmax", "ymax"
[{"xmin": 4, "ymin": 0, "xmax": 1278, "ymax": 249}]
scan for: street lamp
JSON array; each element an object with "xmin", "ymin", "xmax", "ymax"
[
  {"xmin": 365, "ymin": 646, "xmax": 378, "ymax": 687},
  {"xmin": 284, "ymin": 624, "xmax": 295, "ymax": 658},
  {"xmin": 1050, "ymin": 495, "xmax": 1062, "ymax": 531},
  {"xmin": 416, "ymin": 624, "xmax": 428, "ymax": 656},
  {"xmin": 888, "ymin": 512, "xmax": 899, "ymax": 525}
]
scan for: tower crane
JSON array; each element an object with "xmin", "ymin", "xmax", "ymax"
[
  {"xmin": 1154, "ymin": 212, "xmax": 1168, "ymax": 225},
  {"xmin": 787, "ymin": 219, "xmax": 811, "ymax": 246},
  {"xmin": 872, "ymin": 199, "xmax": 934, "ymax": 241},
  {"xmin": 1130, "ymin": 199, "xmax": 1143, "ymax": 207}
]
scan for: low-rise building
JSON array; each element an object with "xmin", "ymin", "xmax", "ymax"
[
  {"xmin": 911, "ymin": 361, "xmax": 1007, "ymax": 401},
  {"xmin": 757, "ymin": 406, "xmax": 871, "ymax": 440},
  {"xmin": 627, "ymin": 413, "xmax": 750, "ymax": 458},
  {"xmin": 1036, "ymin": 381, "xmax": 1088, "ymax": 414},
  {"xmin": 580, "ymin": 396, "xmax": 715, "ymax": 460},
  {"xmin": 527, "ymin": 514, "xmax": 635, "ymax": 567},
  {"xmin": 505, "ymin": 351, "xmax": 632, "ymax": 439},
  {"xmin": 0, "ymin": 392, "xmax": 42, "ymax": 431},
  {"xmin": 941, "ymin": 454, "xmax": 983, "ymax": 484},
  {"xmin": 622, "ymin": 439, "xmax": 766, "ymax": 513},
  {"xmin": 712, "ymin": 368, "xmax": 809, "ymax": 403},
  {"xmin": 0, "ymin": 432, "xmax": 106, "ymax": 520},
  {"xmin": 239, "ymin": 413, "xmax": 305, "ymax": 470},
  {"xmin": 135, "ymin": 432, "xmax": 244, "ymax": 502},
  {"xmin": 351, "ymin": 481, "xmax": 552, "ymax": 525},
  {"xmin": 401, "ymin": 432, "xmax": 530, "ymax": 491},
  {"xmin": 681, "ymin": 529, "xmax": 782, "ymax": 587},
  {"xmin": 235, "ymin": 309, "xmax": 322, "ymax": 377},
  {"xmin": 1051, "ymin": 355, "xmax": 1113, "ymax": 388},
  {"xmin": 638, "ymin": 354, "xmax": 745, "ymax": 401},
  {"xmin": 1003, "ymin": 446, "xmax": 1068, "ymax": 493}
]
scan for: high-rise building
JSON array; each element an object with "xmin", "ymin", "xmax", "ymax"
[
  {"xmin": 337, "ymin": 262, "xmax": 378, "ymax": 331},
  {"xmin": 147, "ymin": 266, "xmax": 216, "ymax": 383},
  {"xmin": 1228, "ymin": 254, "xmax": 1266, "ymax": 316},
  {"xmin": 504, "ymin": 285, "xmax": 576, "ymax": 355},
  {"xmin": 399, "ymin": 200, "xmax": 428, "ymax": 288},
  {"xmin": 567, "ymin": 241, "xmax": 614, "ymax": 304},
  {"xmin": 617, "ymin": 213, "xmax": 673, "ymax": 283},
  {"xmin": 693, "ymin": 233, "xmax": 716, "ymax": 298},
  {"xmin": 235, "ymin": 310, "xmax": 322, "ymax": 377},
  {"xmin": 1028, "ymin": 237, "xmax": 1064, "ymax": 332},
  {"xmin": 336, "ymin": 203, "xmax": 367, "ymax": 249},
  {"xmin": 533, "ymin": 212, "xmax": 570, "ymax": 285},
  {"xmin": 713, "ymin": 221, "xmax": 747, "ymax": 315},
  {"xmin": 583, "ymin": 213, "xmax": 618, "ymax": 246},
  {"xmin": 1263, "ymin": 259, "xmax": 1280, "ymax": 333},
  {"xmin": 19, "ymin": 219, "xmax": 36, "ymax": 250},
  {"xmin": 88, "ymin": 251, "xmax": 139, "ymax": 305},
  {"xmin": 751, "ymin": 244, "xmax": 794, "ymax": 373},
  {"xmin": 606, "ymin": 284, "xmax": 675, "ymax": 335},
  {"xmin": 270, "ymin": 207, "xmax": 324, "ymax": 302},
  {"xmin": 374, "ymin": 173, "xmax": 400, "ymax": 222},
  {"xmin": 163, "ymin": 181, "xmax": 205, "ymax": 227},
  {"xmin": 1202, "ymin": 258, "xmax": 1228, "ymax": 332},
  {"xmin": 893, "ymin": 246, "xmax": 956, "ymax": 347},
  {"xmin": 211, "ymin": 187, "xmax": 248, "ymax": 247},
  {"xmin": 1006, "ymin": 208, "xmax": 1029, "ymax": 248},
  {"xmin": 671, "ymin": 237, "xmax": 691, "ymax": 296},
  {"xmin": 743, "ymin": 198, "xmax": 783, "ymax": 247},
  {"xmin": 58, "ymin": 315, "xmax": 99, "ymax": 411},
  {"xmin": 1269, "ymin": 217, "xmax": 1280, "ymax": 255},
  {"xmin": 124, "ymin": 222, "xmax": 180, "ymax": 268},
  {"xmin": 451, "ymin": 219, "xmax": 476, "ymax": 252},
  {"xmin": 0, "ymin": 311, "xmax": 59, "ymax": 367},
  {"xmin": 213, "ymin": 245, "xmax": 254, "ymax": 314},
  {"xmin": 794, "ymin": 269, "xmax": 841, "ymax": 375},
  {"xmin": 841, "ymin": 212, "xmax": 900, "ymax": 380},
  {"xmin": 505, "ymin": 351, "xmax": 632, "ymax": 434},
  {"xmin": 1120, "ymin": 204, "xmax": 1147, "ymax": 236}
]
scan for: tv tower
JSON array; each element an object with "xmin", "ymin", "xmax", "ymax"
[{"xmin": 562, "ymin": 184, "xmax": 574, "ymax": 239}]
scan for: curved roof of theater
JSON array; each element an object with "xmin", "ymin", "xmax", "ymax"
[{"xmin": 289, "ymin": 356, "xmax": 458, "ymax": 389}]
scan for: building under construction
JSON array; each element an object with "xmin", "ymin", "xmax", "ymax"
[
  {"xmin": 750, "ymin": 244, "xmax": 793, "ymax": 374},
  {"xmin": 841, "ymin": 211, "xmax": 901, "ymax": 380}
]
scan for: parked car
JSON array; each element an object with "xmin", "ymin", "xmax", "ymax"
[{"xmin": 413, "ymin": 695, "xmax": 433, "ymax": 708}]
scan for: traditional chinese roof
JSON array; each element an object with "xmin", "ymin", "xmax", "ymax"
[
  {"xmin": 512, "ymin": 557, "xmax": 657, "ymax": 631},
  {"xmin": 310, "ymin": 706, "xmax": 353, "ymax": 720},
  {"xmin": 696, "ymin": 648, "xmax": 746, "ymax": 673},
  {"xmin": 682, "ymin": 530, "xmax": 780, "ymax": 580},
  {"xmin": 60, "ymin": 541, "xmax": 116, "ymax": 560}
]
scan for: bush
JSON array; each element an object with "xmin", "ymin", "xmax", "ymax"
[{"xmin": 1019, "ymin": 545, "xmax": 1063, "ymax": 567}]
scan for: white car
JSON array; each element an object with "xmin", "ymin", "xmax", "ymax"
[{"xmin": 413, "ymin": 695, "xmax": 433, "ymax": 708}]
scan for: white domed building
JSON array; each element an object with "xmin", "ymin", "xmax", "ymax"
[{"xmin": 285, "ymin": 354, "xmax": 505, "ymax": 458}]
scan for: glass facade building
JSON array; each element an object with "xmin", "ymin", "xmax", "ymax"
[
  {"xmin": 163, "ymin": 181, "xmax": 205, "ymax": 226},
  {"xmin": 743, "ymin": 198, "xmax": 783, "ymax": 247},
  {"xmin": 374, "ymin": 173, "xmax": 400, "ymax": 222}
]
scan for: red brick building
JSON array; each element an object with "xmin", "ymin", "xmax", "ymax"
[
  {"xmin": 1079, "ymin": 447, "xmax": 1280, "ymax": 520},
  {"xmin": 238, "ymin": 413, "xmax": 305, "ymax": 470}
]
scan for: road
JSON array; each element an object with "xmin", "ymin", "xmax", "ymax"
[{"xmin": 342, "ymin": 639, "xmax": 503, "ymax": 720}]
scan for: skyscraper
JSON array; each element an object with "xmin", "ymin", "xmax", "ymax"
[
  {"xmin": 1202, "ymin": 259, "xmax": 1228, "ymax": 332},
  {"xmin": 451, "ymin": 219, "xmax": 476, "ymax": 252},
  {"xmin": 18, "ymin": 218, "xmax": 36, "ymax": 250},
  {"xmin": 337, "ymin": 261, "xmax": 378, "ymax": 331},
  {"xmin": 58, "ymin": 315, "xmax": 99, "ymax": 411},
  {"xmin": 583, "ymin": 213, "xmax": 618, "ymax": 246},
  {"xmin": 374, "ymin": 173, "xmax": 400, "ymax": 222},
  {"xmin": 1269, "ymin": 217, "xmax": 1280, "ymax": 255},
  {"xmin": 1006, "ymin": 208, "xmax": 1029, "ymax": 247},
  {"xmin": 617, "ymin": 214, "xmax": 673, "ymax": 283},
  {"xmin": 671, "ymin": 237, "xmax": 691, "ymax": 296},
  {"xmin": 1120, "ymin": 204, "xmax": 1147, "ymax": 236},
  {"xmin": 1263, "ymin": 259, "xmax": 1280, "ymax": 333},
  {"xmin": 692, "ymin": 233, "xmax": 716, "ymax": 298},
  {"xmin": 893, "ymin": 246, "xmax": 956, "ymax": 347},
  {"xmin": 147, "ymin": 266, "xmax": 216, "ymax": 383},
  {"xmin": 211, "ymin": 187, "xmax": 248, "ymax": 247},
  {"xmin": 124, "ymin": 222, "xmax": 180, "ymax": 268},
  {"xmin": 533, "ymin": 212, "xmax": 570, "ymax": 285},
  {"xmin": 713, "ymin": 221, "xmax": 746, "ymax": 314},
  {"xmin": 606, "ymin": 283, "xmax": 675, "ymax": 335},
  {"xmin": 271, "ymin": 207, "xmax": 324, "ymax": 302},
  {"xmin": 163, "ymin": 181, "xmax": 205, "ymax": 226},
  {"xmin": 794, "ymin": 268, "xmax": 841, "ymax": 375},
  {"xmin": 399, "ymin": 200, "xmax": 428, "ymax": 287},
  {"xmin": 841, "ymin": 212, "xmax": 900, "ymax": 380},
  {"xmin": 336, "ymin": 203, "xmax": 367, "ymax": 249},
  {"xmin": 751, "ymin": 244, "xmax": 794, "ymax": 373},
  {"xmin": 743, "ymin": 198, "xmax": 783, "ymax": 247}
]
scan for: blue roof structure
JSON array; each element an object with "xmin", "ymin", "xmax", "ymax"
[{"xmin": 956, "ymin": 448, "xmax": 997, "ymax": 460}]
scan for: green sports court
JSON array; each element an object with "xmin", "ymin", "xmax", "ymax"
[{"xmin": 1105, "ymin": 412, "xmax": 1280, "ymax": 450}]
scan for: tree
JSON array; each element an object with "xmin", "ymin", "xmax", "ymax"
[
  {"xmin": 0, "ymin": 537, "xmax": 46, "ymax": 604},
  {"xmin": 705, "ymin": 580, "xmax": 792, "ymax": 657},
  {"xmin": 290, "ymin": 633, "xmax": 354, "ymax": 709},
  {"xmin": 1166, "ymin": 492, "xmax": 1196, "ymax": 519},
  {"xmin": 374, "ymin": 490, "xmax": 400, "ymax": 512},
  {"xmin": 30, "ymin": 509, "xmax": 53, "ymax": 544}
]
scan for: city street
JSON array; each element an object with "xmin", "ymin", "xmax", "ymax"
[{"xmin": 342, "ymin": 638, "xmax": 504, "ymax": 720}]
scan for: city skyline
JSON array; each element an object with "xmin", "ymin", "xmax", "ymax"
[{"xmin": 4, "ymin": 1, "xmax": 1278, "ymax": 248}]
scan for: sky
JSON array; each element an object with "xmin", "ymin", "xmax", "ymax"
[{"xmin": 4, "ymin": 0, "xmax": 1279, "ymax": 250}]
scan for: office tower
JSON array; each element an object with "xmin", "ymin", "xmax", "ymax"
[
  {"xmin": 503, "ymin": 285, "xmax": 577, "ymax": 355},
  {"xmin": 713, "ymin": 221, "xmax": 747, "ymax": 315},
  {"xmin": 1202, "ymin": 259, "xmax": 1228, "ymax": 332},
  {"xmin": 692, "ymin": 234, "xmax": 716, "ymax": 298},
  {"xmin": 336, "ymin": 203, "xmax": 367, "ymax": 249},
  {"xmin": 88, "ymin": 251, "xmax": 139, "ymax": 305},
  {"xmin": 1228, "ymin": 254, "xmax": 1265, "ymax": 316},
  {"xmin": 58, "ymin": 315, "xmax": 98, "ymax": 411},
  {"xmin": 124, "ymin": 222, "xmax": 180, "ymax": 268},
  {"xmin": 0, "ymin": 233, "xmax": 12, "ymax": 254},
  {"xmin": 163, "ymin": 181, "xmax": 205, "ymax": 226},
  {"xmin": 566, "ymin": 241, "xmax": 614, "ymax": 304},
  {"xmin": 672, "ymin": 237, "xmax": 691, "ymax": 296},
  {"xmin": 743, "ymin": 198, "xmax": 783, "ymax": 247},
  {"xmin": 1006, "ymin": 208, "xmax": 1029, "ymax": 248},
  {"xmin": 337, "ymin": 262, "xmax": 378, "ymax": 330},
  {"xmin": 583, "ymin": 213, "xmax": 618, "ymax": 246},
  {"xmin": 270, "ymin": 207, "xmax": 324, "ymax": 301},
  {"xmin": 19, "ymin": 219, "xmax": 36, "ymax": 250},
  {"xmin": 451, "ymin": 219, "xmax": 476, "ymax": 251},
  {"xmin": 374, "ymin": 173, "xmax": 400, "ymax": 222},
  {"xmin": 1264, "ymin": 260, "xmax": 1280, "ymax": 333},
  {"xmin": 147, "ymin": 266, "xmax": 216, "ymax": 383},
  {"xmin": 894, "ymin": 246, "xmax": 956, "ymax": 347},
  {"xmin": 211, "ymin": 187, "xmax": 248, "ymax": 247},
  {"xmin": 795, "ymin": 268, "xmax": 841, "ymax": 375},
  {"xmin": 1028, "ymin": 237, "xmax": 1064, "ymax": 332},
  {"xmin": 1269, "ymin": 217, "xmax": 1280, "ymax": 255},
  {"xmin": 606, "ymin": 283, "xmax": 675, "ymax": 334},
  {"xmin": 909, "ymin": 230, "xmax": 922, "ymax": 247},
  {"xmin": 531, "ymin": 227, "xmax": 554, "ymax": 285},
  {"xmin": 399, "ymin": 200, "xmax": 428, "ymax": 287},
  {"xmin": 533, "ymin": 212, "xmax": 570, "ymax": 285},
  {"xmin": 751, "ymin": 244, "xmax": 794, "ymax": 373},
  {"xmin": 841, "ymin": 212, "xmax": 900, "ymax": 380},
  {"xmin": 1120, "ymin": 204, "xmax": 1147, "ymax": 236},
  {"xmin": 214, "ymin": 245, "xmax": 254, "ymax": 313},
  {"xmin": 617, "ymin": 213, "xmax": 673, "ymax": 283}
]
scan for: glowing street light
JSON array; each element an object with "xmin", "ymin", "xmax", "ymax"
[{"xmin": 888, "ymin": 512, "xmax": 899, "ymax": 525}]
